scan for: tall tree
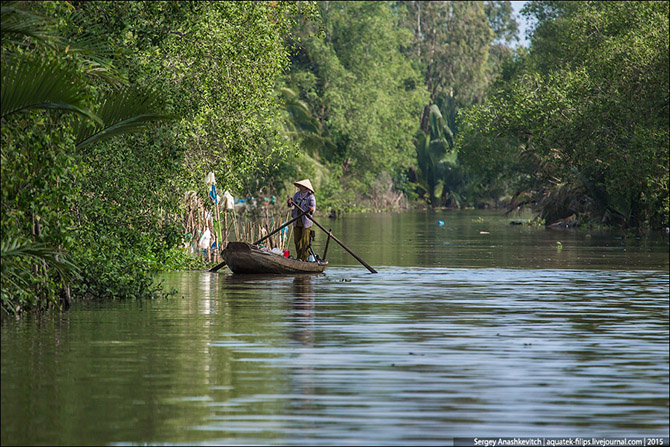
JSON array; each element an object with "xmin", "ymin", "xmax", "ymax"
[
  {"xmin": 281, "ymin": 1, "xmax": 428, "ymax": 206},
  {"xmin": 70, "ymin": 1, "xmax": 313, "ymax": 192},
  {"xmin": 401, "ymin": 1, "xmax": 494, "ymax": 131},
  {"xmin": 398, "ymin": 1, "xmax": 514, "ymax": 206},
  {"xmin": 458, "ymin": 1, "xmax": 669, "ymax": 228},
  {"xmin": 484, "ymin": 1, "xmax": 519, "ymax": 45}
]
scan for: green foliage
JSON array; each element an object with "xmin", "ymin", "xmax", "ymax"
[
  {"xmin": 2, "ymin": 0, "xmax": 320, "ymax": 315},
  {"xmin": 1, "ymin": 111, "xmax": 81, "ymax": 315},
  {"xmin": 400, "ymin": 1, "xmax": 495, "ymax": 108},
  {"xmin": 0, "ymin": 55, "xmax": 100, "ymax": 123},
  {"xmin": 396, "ymin": 1, "xmax": 512, "ymax": 208},
  {"xmin": 69, "ymin": 237, "xmax": 165, "ymax": 302},
  {"xmin": 1, "ymin": 1, "xmax": 62, "ymax": 46},
  {"xmin": 1, "ymin": 237, "xmax": 78, "ymax": 314},
  {"xmin": 279, "ymin": 1, "xmax": 428, "ymax": 205},
  {"xmin": 1, "ymin": 1, "xmax": 176, "ymax": 315},
  {"xmin": 484, "ymin": 1, "xmax": 519, "ymax": 45},
  {"xmin": 75, "ymin": 0, "xmax": 310, "ymax": 193},
  {"xmin": 415, "ymin": 105, "xmax": 455, "ymax": 204},
  {"xmin": 260, "ymin": 2, "xmax": 517, "ymax": 211},
  {"xmin": 73, "ymin": 86, "xmax": 173, "ymax": 150},
  {"xmin": 149, "ymin": 247, "xmax": 209, "ymax": 272},
  {"xmin": 458, "ymin": 1, "xmax": 669, "ymax": 228}
]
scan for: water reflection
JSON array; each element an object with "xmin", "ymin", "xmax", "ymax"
[
  {"xmin": 291, "ymin": 276, "xmax": 315, "ymax": 347},
  {"xmin": 289, "ymin": 276, "xmax": 317, "ymax": 416},
  {"xmin": 199, "ymin": 272, "xmax": 217, "ymax": 315},
  {"xmin": 315, "ymin": 210, "xmax": 669, "ymax": 271},
  {"xmin": 1, "ymin": 211, "xmax": 668, "ymax": 446}
]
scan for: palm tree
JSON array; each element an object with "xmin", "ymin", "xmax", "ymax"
[
  {"xmin": 415, "ymin": 104, "xmax": 454, "ymax": 205},
  {"xmin": 277, "ymin": 86, "xmax": 336, "ymax": 189},
  {"xmin": 1, "ymin": 2, "xmax": 172, "ymax": 147}
]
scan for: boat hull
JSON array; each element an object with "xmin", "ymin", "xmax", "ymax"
[{"xmin": 222, "ymin": 242, "xmax": 326, "ymax": 274}]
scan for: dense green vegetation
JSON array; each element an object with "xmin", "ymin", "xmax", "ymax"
[
  {"xmin": 1, "ymin": 0, "xmax": 315, "ymax": 314},
  {"xmin": 278, "ymin": 1, "xmax": 519, "ymax": 209},
  {"xmin": 2, "ymin": 1, "xmax": 667, "ymax": 315},
  {"xmin": 458, "ymin": 1, "xmax": 669, "ymax": 228}
]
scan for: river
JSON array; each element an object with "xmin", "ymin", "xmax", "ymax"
[{"xmin": 2, "ymin": 210, "xmax": 668, "ymax": 445}]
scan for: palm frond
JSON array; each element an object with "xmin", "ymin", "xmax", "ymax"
[
  {"xmin": 429, "ymin": 104, "xmax": 454, "ymax": 148},
  {"xmin": 1, "ymin": 56, "xmax": 101, "ymax": 124},
  {"xmin": 74, "ymin": 87, "xmax": 174, "ymax": 150},
  {"xmin": 0, "ymin": 1, "xmax": 63, "ymax": 47},
  {"xmin": 64, "ymin": 11, "xmax": 127, "ymax": 88},
  {"xmin": 2, "ymin": 2, "xmax": 126, "ymax": 88},
  {"xmin": 64, "ymin": 10, "xmax": 115, "ymax": 59},
  {"xmin": 1, "ymin": 237, "xmax": 79, "ymax": 283}
]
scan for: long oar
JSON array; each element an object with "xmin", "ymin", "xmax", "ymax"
[
  {"xmin": 292, "ymin": 203, "xmax": 377, "ymax": 273},
  {"xmin": 253, "ymin": 208, "xmax": 308, "ymax": 247},
  {"xmin": 208, "ymin": 209, "xmax": 308, "ymax": 273}
]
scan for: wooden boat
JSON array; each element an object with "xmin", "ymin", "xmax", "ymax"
[{"xmin": 222, "ymin": 241, "xmax": 327, "ymax": 274}]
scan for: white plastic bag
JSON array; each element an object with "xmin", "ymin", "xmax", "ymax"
[
  {"xmin": 222, "ymin": 191, "xmax": 235, "ymax": 210},
  {"xmin": 198, "ymin": 229, "xmax": 211, "ymax": 249}
]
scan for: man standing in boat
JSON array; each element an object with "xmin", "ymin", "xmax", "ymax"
[{"xmin": 287, "ymin": 179, "xmax": 316, "ymax": 261}]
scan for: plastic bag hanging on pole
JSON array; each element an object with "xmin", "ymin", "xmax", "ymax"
[
  {"xmin": 198, "ymin": 228, "xmax": 211, "ymax": 249},
  {"xmin": 222, "ymin": 191, "xmax": 234, "ymax": 210},
  {"xmin": 209, "ymin": 184, "xmax": 218, "ymax": 203},
  {"xmin": 205, "ymin": 172, "xmax": 216, "ymax": 185},
  {"xmin": 205, "ymin": 172, "xmax": 218, "ymax": 204}
]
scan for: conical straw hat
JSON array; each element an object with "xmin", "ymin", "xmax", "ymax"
[{"xmin": 293, "ymin": 179, "xmax": 314, "ymax": 192}]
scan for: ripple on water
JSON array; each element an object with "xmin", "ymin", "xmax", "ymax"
[
  {"xmin": 191, "ymin": 267, "xmax": 669, "ymax": 442},
  {"xmin": 1, "ymin": 266, "xmax": 668, "ymax": 445}
]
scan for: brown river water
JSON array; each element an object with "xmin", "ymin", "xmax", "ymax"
[{"xmin": 2, "ymin": 210, "xmax": 668, "ymax": 445}]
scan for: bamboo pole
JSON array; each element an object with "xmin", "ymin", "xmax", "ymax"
[
  {"xmin": 234, "ymin": 208, "xmax": 239, "ymax": 240},
  {"xmin": 215, "ymin": 201, "xmax": 222, "ymax": 261},
  {"xmin": 322, "ymin": 229, "xmax": 332, "ymax": 261},
  {"xmin": 207, "ymin": 209, "xmax": 212, "ymax": 263},
  {"xmin": 224, "ymin": 209, "xmax": 228, "ymax": 246}
]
